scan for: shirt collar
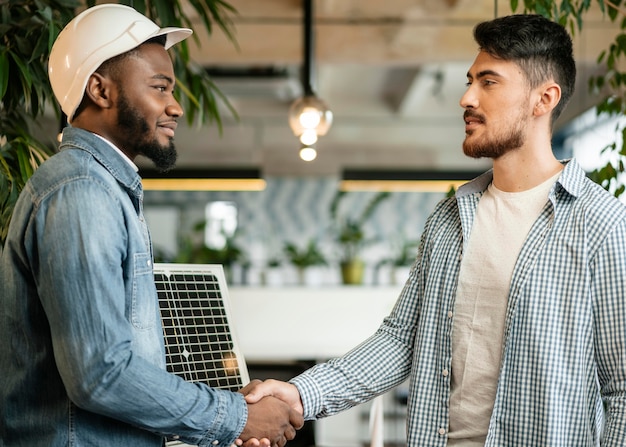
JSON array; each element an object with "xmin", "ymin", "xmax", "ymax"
[
  {"xmin": 93, "ymin": 133, "xmax": 139, "ymax": 172},
  {"xmin": 59, "ymin": 126, "xmax": 143, "ymax": 194},
  {"xmin": 455, "ymin": 159, "xmax": 585, "ymax": 199}
]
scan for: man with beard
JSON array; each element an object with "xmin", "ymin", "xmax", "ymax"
[
  {"xmin": 0, "ymin": 4, "xmax": 302, "ymax": 447},
  {"xmin": 240, "ymin": 14, "xmax": 626, "ymax": 447}
]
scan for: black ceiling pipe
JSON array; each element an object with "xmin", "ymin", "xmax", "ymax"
[{"xmin": 302, "ymin": 0, "xmax": 315, "ymax": 96}]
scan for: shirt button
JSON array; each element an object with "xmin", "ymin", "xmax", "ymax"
[
  {"xmin": 212, "ymin": 441, "xmax": 219, "ymax": 445},
  {"xmin": 447, "ymin": 311, "xmax": 453, "ymax": 318},
  {"xmin": 442, "ymin": 369, "xmax": 449, "ymax": 377},
  {"xmin": 438, "ymin": 427, "xmax": 446, "ymax": 436},
  {"xmin": 147, "ymin": 260, "xmax": 151, "ymax": 267}
]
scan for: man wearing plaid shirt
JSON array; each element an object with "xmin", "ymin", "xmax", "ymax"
[{"xmin": 243, "ymin": 14, "xmax": 626, "ymax": 446}]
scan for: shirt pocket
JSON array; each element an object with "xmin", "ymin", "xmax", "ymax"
[{"xmin": 131, "ymin": 252, "xmax": 156, "ymax": 330}]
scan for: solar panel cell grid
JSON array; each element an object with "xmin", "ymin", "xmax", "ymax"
[{"xmin": 154, "ymin": 264, "xmax": 249, "ymax": 446}]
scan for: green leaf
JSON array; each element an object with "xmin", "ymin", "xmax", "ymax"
[
  {"xmin": 10, "ymin": 49, "xmax": 32, "ymax": 89},
  {"xmin": 4, "ymin": 0, "xmax": 238, "ymax": 152},
  {"xmin": 0, "ymin": 51, "xmax": 8, "ymax": 100},
  {"xmin": 608, "ymin": 2, "xmax": 619, "ymax": 21},
  {"xmin": 620, "ymin": 129, "xmax": 626, "ymax": 156}
]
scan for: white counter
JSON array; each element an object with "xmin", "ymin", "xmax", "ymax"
[
  {"xmin": 227, "ymin": 285, "xmax": 407, "ymax": 447},
  {"xmin": 227, "ymin": 286, "xmax": 403, "ymax": 362}
]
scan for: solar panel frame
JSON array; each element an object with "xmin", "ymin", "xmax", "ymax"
[{"xmin": 154, "ymin": 263, "xmax": 249, "ymax": 446}]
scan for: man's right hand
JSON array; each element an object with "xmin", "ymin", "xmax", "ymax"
[
  {"xmin": 239, "ymin": 395, "xmax": 304, "ymax": 447},
  {"xmin": 240, "ymin": 379, "xmax": 304, "ymax": 416}
]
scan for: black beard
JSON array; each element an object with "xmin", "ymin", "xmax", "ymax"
[
  {"xmin": 462, "ymin": 127, "xmax": 524, "ymax": 159},
  {"xmin": 462, "ymin": 110, "xmax": 525, "ymax": 159},
  {"xmin": 139, "ymin": 138, "xmax": 177, "ymax": 173},
  {"xmin": 117, "ymin": 93, "xmax": 178, "ymax": 172}
]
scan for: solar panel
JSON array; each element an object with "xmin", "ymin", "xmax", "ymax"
[{"xmin": 154, "ymin": 263, "xmax": 249, "ymax": 446}]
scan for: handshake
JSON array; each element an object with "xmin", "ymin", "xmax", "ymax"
[{"xmin": 236, "ymin": 379, "xmax": 302, "ymax": 447}]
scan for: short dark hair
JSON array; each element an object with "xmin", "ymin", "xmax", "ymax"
[{"xmin": 473, "ymin": 14, "xmax": 576, "ymax": 124}]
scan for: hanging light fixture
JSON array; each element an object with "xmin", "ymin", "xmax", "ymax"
[
  {"xmin": 299, "ymin": 145, "xmax": 318, "ymax": 161},
  {"xmin": 288, "ymin": 0, "xmax": 332, "ymax": 160}
]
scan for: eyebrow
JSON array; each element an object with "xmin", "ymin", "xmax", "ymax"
[
  {"xmin": 466, "ymin": 69, "xmax": 502, "ymax": 80},
  {"xmin": 152, "ymin": 74, "xmax": 175, "ymax": 85}
]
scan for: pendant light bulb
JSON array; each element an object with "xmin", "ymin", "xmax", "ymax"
[
  {"xmin": 299, "ymin": 146, "xmax": 317, "ymax": 162},
  {"xmin": 288, "ymin": 95, "xmax": 333, "ymax": 137},
  {"xmin": 300, "ymin": 129, "xmax": 318, "ymax": 146}
]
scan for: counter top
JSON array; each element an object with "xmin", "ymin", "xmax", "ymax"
[{"xmin": 227, "ymin": 286, "xmax": 403, "ymax": 362}]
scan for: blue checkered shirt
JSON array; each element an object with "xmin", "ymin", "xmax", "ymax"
[{"xmin": 291, "ymin": 159, "xmax": 626, "ymax": 446}]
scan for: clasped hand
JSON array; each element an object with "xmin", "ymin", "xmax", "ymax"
[{"xmin": 236, "ymin": 379, "xmax": 304, "ymax": 447}]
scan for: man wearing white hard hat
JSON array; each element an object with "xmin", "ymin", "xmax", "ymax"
[{"xmin": 0, "ymin": 4, "xmax": 302, "ymax": 447}]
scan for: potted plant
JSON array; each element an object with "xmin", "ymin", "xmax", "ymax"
[
  {"xmin": 329, "ymin": 190, "xmax": 390, "ymax": 285},
  {"xmin": 283, "ymin": 239, "xmax": 327, "ymax": 285},
  {"xmin": 174, "ymin": 220, "xmax": 244, "ymax": 283},
  {"xmin": 261, "ymin": 256, "xmax": 284, "ymax": 286}
]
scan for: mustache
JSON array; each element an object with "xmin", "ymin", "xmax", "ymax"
[{"xmin": 463, "ymin": 110, "xmax": 485, "ymax": 123}]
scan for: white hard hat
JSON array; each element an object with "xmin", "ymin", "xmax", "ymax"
[{"xmin": 48, "ymin": 3, "xmax": 192, "ymax": 122}]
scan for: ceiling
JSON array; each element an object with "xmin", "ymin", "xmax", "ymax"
[{"xmin": 124, "ymin": 1, "xmax": 624, "ymax": 176}]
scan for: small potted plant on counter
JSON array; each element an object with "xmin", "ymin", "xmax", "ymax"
[
  {"xmin": 260, "ymin": 256, "xmax": 284, "ymax": 286},
  {"xmin": 284, "ymin": 239, "xmax": 328, "ymax": 285},
  {"xmin": 330, "ymin": 190, "xmax": 390, "ymax": 285},
  {"xmin": 174, "ymin": 220, "xmax": 244, "ymax": 283}
]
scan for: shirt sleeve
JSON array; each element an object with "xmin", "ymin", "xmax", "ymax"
[
  {"xmin": 289, "ymin": 200, "xmax": 452, "ymax": 421},
  {"xmin": 592, "ymin": 217, "xmax": 626, "ymax": 446},
  {"xmin": 29, "ymin": 178, "xmax": 247, "ymax": 446},
  {"xmin": 291, "ymin": 254, "xmax": 426, "ymax": 420}
]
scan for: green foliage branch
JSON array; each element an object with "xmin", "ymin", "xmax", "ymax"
[
  {"xmin": 283, "ymin": 239, "xmax": 327, "ymax": 269},
  {"xmin": 329, "ymin": 191, "xmax": 391, "ymax": 263},
  {"xmin": 0, "ymin": 0, "xmax": 238, "ymax": 246},
  {"xmin": 173, "ymin": 220, "xmax": 243, "ymax": 266},
  {"xmin": 511, "ymin": 0, "xmax": 626, "ymax": 197},
  {"xmin": 0, "ymin": 0, "xmax": 78, "ymax": 245}
]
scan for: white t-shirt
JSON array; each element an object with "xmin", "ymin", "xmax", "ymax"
[{"xmin": 447, "ymin": 172, "xmax": 560, "ymax": 446}]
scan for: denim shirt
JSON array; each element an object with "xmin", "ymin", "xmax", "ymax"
[{"xmin": 0, "ymin": 127, "xmax": 247, "ymax": 446}]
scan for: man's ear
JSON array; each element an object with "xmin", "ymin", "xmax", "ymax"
[
  {"xmin": 534, "ymin": 82, "xmax": 561, "ymax": 117},
  {"xmin": 84, "ymin": 72, "xmax": 114, "ymax": 110}
]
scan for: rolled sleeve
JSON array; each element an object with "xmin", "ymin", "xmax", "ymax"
[{"xmin": 196, "ymin": 391, "xmax": 248, "ymax": 447}]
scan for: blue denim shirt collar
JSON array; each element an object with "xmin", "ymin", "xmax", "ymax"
[{"xmin": 60, "ymin": 126, "xmax": 143, "ymax": 198}]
